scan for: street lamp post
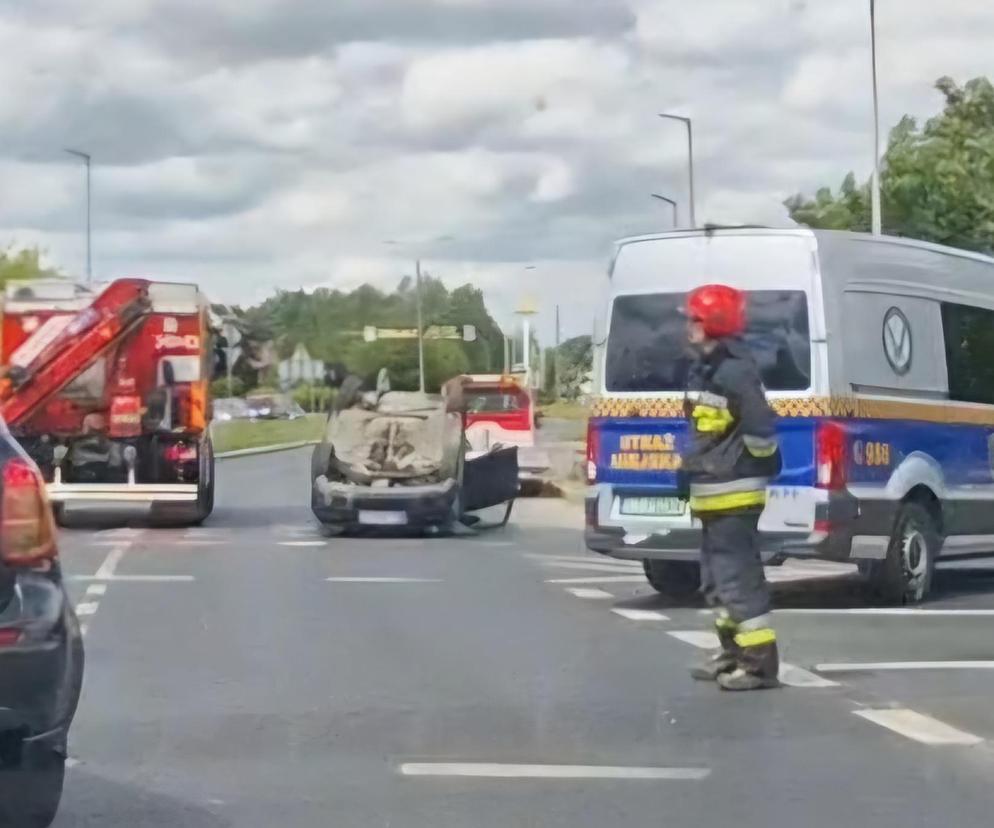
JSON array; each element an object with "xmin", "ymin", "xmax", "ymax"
[
  {"xmin": 869, "ymin": 0, "xmax": 882, "ymax": 236},
  {"xmin": 65, "ymin": 148, "xmax": 92, "ymax": 282},
  {"xmin": 415, "ymin": 259, "xmax": 426, "ymax": 393},
  {"xmin": 651, "ymin": 194, "xmax": 679, "ymax": 227},
  {"xmin": 658, "ymin": 113, "xmax": 696, "ymax": 228}
]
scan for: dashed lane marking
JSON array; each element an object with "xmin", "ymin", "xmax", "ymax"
[
  {"xmin": 399, "ymin": 763, "xmax": 710, "ymax": 780},
  {"xmin": 546, "ymin": 575, "xmax": 647, "ymax": 585},
  {"xmin": 326, "ymin": 577, "xmax": 442, "ymax": 583},
  {"xmin": 280, "ymin": 541, "xmax": 327, "ymax": 547},
  {"xmin": 94, "ymin": 544, "xmax": 129, "ymax": 579},
  {"xmin": 853, "ymin": 708, "xmax": 984, "ymax": 746},
  {"xmin": 565, "ymin": 587, "xmax": 614, "ymax": 600},
  {"xmin": 776, "ymin": 608, "xmax": 994, "ymax": 617},
  {"xmin": 85, "ymin": 584, "xmax": 106, "ymax": 597},
  {"xmin": 668, "ymin": 630, "xmax": 839, "ymax": 688},
  {"xmin": 71, "ymin": 575, "xmax": 195, "ymax": 582},
  {"xmin": 526, "ymin": 554, "xmax": 640, "ymax": 567},
  {"xmin": 542, "ymin": 560, "xmax": 648, "ymax": 574},
  {"xmin": 612, "ymin": 608, "xmax": 669, "ymax": 622},
  {"xmin": 74, "ymin": 601, "xmax": 99, "ymax": 617},
  {"xmin": 818, "ymin": 660, "xmax": 994, "ymax": 673}
]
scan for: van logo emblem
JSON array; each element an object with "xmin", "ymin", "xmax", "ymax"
[{"xmin": 882, "ymin": 307, "xmax": 912, "ymax": 375}]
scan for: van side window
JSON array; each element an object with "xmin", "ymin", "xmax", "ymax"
[{"xmin": 941, "ymin": 302, "xmax": 994, "ymax": 405}]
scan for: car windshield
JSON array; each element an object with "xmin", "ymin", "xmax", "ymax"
[{"xmin": 605, "ymin": 290, "xmax": 812, "ymax": 392}]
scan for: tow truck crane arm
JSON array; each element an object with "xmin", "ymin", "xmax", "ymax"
[{"xmin": 0, "ymin": 279, "xmax": 152, "ymax": 428}]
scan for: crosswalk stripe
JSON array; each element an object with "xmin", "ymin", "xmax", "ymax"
[
  {"xmin": 565, "ymin": 587, "xmax": 614, "ymax": 600},
  {"xmin": 399, "ymin": 763, "xmax": 710, "ymax": 780},
  {"xmin": 854, "ymin": 708, "xmax": 983, "ymax": 746},
  {"xmin": 545, "ymin": 575, "xmax": 647, "ymax": 585},
  {"xmin": 612, "ymin": 608, "xmax": 669, "ymax": 622}
]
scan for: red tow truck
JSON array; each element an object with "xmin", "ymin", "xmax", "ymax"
[{"xmin": 0, "ymin": 278, "xmax": 217, "ymax": 525}]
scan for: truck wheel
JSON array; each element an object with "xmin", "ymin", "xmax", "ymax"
[
  {"xmin": 643, "ymin": 559, "xmax": 701, "ymax": 599},
  {"xmin": 196, "ymin": 437, "xmax": 215, "ymax": 523},
  {"xmin": 870, "ymin": 502, "xmax": 938, "ymax": 605},
  {"xmin": 0, "ymin": 746, "xmax": 65, "ymax": 827}
]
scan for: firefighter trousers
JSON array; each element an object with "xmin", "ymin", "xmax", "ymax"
[{"xmin": 699, "ymin": 510, "xmax": 779, "ymax": 686}]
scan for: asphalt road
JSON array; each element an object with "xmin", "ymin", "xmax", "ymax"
[{"xmin": 53, "ymin": 447, "xmax": 994, "ymax": 827}]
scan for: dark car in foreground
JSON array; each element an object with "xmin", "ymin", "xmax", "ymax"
[
  {"xmin": 0, "ymin": 432, "xmax": 84, "ymax": 827},
  {"xmin": 311, "ymin": 385, "xmax": 519, "ymax": 533}
]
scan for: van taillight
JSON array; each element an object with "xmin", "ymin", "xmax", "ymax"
[
  {"xmin": 0, "ymin": 459, "xmax": 57, "ymax": 566},
  {"xmin": 586, "ymin": 421, "xmax": 600, "ymax": 484},
  {"xmin": 816, "ymin": 421, "xmax": 847, "ymax": 490}
]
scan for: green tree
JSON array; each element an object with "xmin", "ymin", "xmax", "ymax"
[
  {"xmin": 785, "ymin": 76, "xmax": 994, "ymax": 253},
  {"xmin": 0, "ymin": 246, "xmax": 60, "ymax": 287}
]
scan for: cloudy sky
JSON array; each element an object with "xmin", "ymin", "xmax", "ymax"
[{"xmin": 2, "ymin": 0, "xmax": 992, "ymax": 339}]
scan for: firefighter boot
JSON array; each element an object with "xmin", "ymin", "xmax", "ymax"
[
  {"xmin": 690, "ymin": 618, "xmax": 739, "ymax": 681},
  {"xmin": 717, "ymin": 632, "xmax": 780, "ymax": 691}
]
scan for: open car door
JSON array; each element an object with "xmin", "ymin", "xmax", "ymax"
[{"xmin": 462, "ymin": 446, "xmax": 519, "ymax": 512}]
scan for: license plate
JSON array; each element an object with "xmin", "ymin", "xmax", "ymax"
[
  {"xmin": 620, "ymin": 496, "xmax": 685, "ymax": 517},
  {"xmin": 358, "ymin": 510, "xmax": 408, "ymax": 526}
]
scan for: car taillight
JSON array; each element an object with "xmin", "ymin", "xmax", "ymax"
[
  {"xmin": 0, "ymin": 458, "xmax": 57, "ymax": 566},
  {"xmin": 0, "ymin": 627, "xmax": 22, "ymax": 647},
  {"xmin": 816, "ymin": 421, "xmax": 847, "ymax": 490},
  {"xmin": 586, "ymin": 420, "xmax": 600, "ymax": 484},
  {"xmin": 164, "ymin": 443, "xmax": 198, "ymax": 464}
]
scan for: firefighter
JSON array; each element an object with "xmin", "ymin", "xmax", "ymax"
[{"xmin": 681, "ymin": 284, "xmax": 782, "ymax": 691}]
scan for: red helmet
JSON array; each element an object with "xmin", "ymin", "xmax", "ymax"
[{"xmin": 686, "ymin": 284, "xmax": 746, "ymax": 339}]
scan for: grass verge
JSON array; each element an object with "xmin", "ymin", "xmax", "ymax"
[
  {"xmin": 538, "ymin": 400, "xmax": 590, "ymax": 421},
  {"xmin": 211, "ymin": 414, "xmax": 325, "ymax": 454}
]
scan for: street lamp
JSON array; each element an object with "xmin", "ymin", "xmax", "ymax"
[
  {"xmin": 869, "ymin": 0, "xmax": 882, "ymax": 236},
  {"xmin": 65, "ymin": 148, "xmax": 92, "ymax": 282},
  {"xmin": 658, "ymin": 113, "xmax": 696, "ymax": 228},
  {"xmin": 651, "ymin": 194, "xmax": 678, "ymax": 227}
]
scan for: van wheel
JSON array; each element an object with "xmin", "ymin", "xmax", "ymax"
[
  {"xmin": 870, "ymin": 502, "xmax": 938, "ymax": 605},
  {"xmin": 643, "ymin": 559, "xmax": 701, "ymax": 598}
]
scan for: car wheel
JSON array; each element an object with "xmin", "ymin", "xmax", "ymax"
[
  {"xmin": 870, "ymin": 502, "xmax": 939, "ymax": 605},
  {"xmin": 643, "ymin": 559, "xmax": 701, "ymax": 598},
  {"xmin": 0, "ymin": 746, "xmax": 65, "ymax": 828}
]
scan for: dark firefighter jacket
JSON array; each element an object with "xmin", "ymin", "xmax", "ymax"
[{"xmin": 681, "ymin": 338, "xmax": 781, "ymax": 514}]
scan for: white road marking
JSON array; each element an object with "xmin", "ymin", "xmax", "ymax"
[
  {"xmin": 94, "ymin": 544, "xmax": 129, "ymax": 579},
  {"xmin": 854, "ymin": 708, "xmax": 984, "ymax": 746},
  {"xmin": 326, "ymin": 577, "xmax": 442, "ymax": 583},
  {"xmin": 565, "ymin": 587, "xmax": 614, "ymax": 600},
  {"xmin": 542, "ymin": 560, "xmax": 647, "ymax": 574},
  {"xmin": 95, "ymin": 528, "xmax": 143, "ymax": 539},
  {"xmin": 527, "ymin": 554, "xmax": 641, "ymax": 568},
  {"xmin": 612, "ymin": 608, "xmax": 669, "ymax": 622},
  {"xmin": 545, "ymin": 575, "xmax": 647, "ymax": 585},
  {"xmin": 71, "ymin": 574, "xmax": 195, "ymax": 582},
  {"xmin": 818, "ymin": 660, "xmax": 994, "ymax": 673},
  {"xmin": 78, "ymin": 624, "xmax": 88, "ymax": 637},
  {"xmin": 74, "ymin": 602, "xmax": 99, "ymax": 617},
  {"xmin": 279, "ymin": 541, "xmax": 327, "ymax": 547},
  {"xmin": 777, "ymin": 608, "xmax": 994, "ymax": 617},
  {"xmin": 778, "ymin": 664, "xmax": 839, "ymax": 688},
  {"xmin": 66, "ymin": 757, "xmax": 80, "ymax": 769},
  {"xmin": 399, "ymin": 762, "xmax": 710, "ymax": 780},
  {"xmin": 668, "ymin": 631, "xmax": 839, "ymax": 688},
  {"xmin": 85, "ymin": 584, "xmax": 107, "ymax": 597}
]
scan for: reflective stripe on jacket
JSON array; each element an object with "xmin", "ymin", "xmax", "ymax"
[{"xmin": 682, "ymin": 339, "xmax": 781, "ymax": 514}]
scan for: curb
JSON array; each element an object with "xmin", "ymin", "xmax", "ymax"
[{"xmin": 215, "ymin": 440, "xmax": 319, "ymax": 460}]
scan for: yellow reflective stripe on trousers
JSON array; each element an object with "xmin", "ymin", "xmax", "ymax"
[
  {"xmin": 689, "ymin": 489, "xmax": 767, "ymax": 512},
  {"xmin": 734, "ymin": 628, "xmax": 777, "ymax": 648},
  {"xmin": 692, "ymin": 405, "xmax": 733, "ymax": 434},
  {"xmin": 714, "ymin": 614, "xmax": 738, "ymax": 631}
]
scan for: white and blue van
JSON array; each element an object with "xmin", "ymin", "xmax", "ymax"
[{"xmin": 585, "ymin": 227, "xmax": 994, "ymax": 604}]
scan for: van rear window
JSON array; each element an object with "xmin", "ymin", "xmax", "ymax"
[{"xmin": 605, "ymin": 291, "xmax": 811, "ymax": 392}]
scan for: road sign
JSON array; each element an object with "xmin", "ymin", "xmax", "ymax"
[{"xmin": 360, "ymin": 325, "xmax": 476, "ymax": 342}]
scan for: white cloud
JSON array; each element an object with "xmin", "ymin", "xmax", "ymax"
[{"xmin": 1, "ymin": 0, "xmax": 993, "ymax": 341}]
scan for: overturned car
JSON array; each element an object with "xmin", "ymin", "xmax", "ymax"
[{"xmin": 310, "ymin": 377, "xmax": 519, "ymax": 533}]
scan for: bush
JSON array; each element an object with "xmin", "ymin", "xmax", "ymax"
[
  {"xmin": 292, "ymin": 383, "xmax": 335, "ymax": 412},
  {"xmin": 211, "ymin": 376, "xmax": 247, "ymax": 398}
]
